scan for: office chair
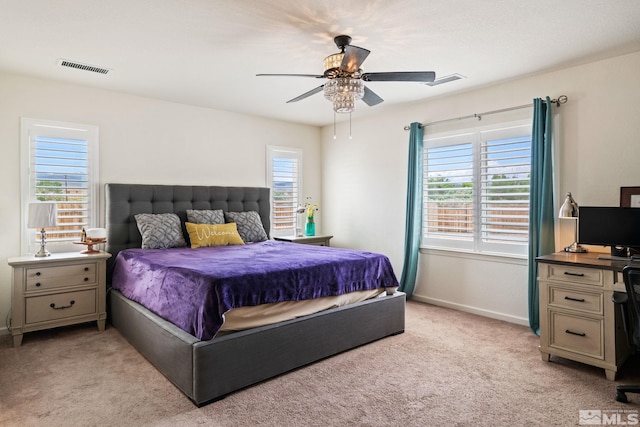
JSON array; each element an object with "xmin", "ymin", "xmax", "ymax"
[{"xmin": 614, "ymin": 265, "xmax": 640, "ymax": 403}]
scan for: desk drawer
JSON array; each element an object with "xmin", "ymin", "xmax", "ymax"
[
  {"xmin": 25, "ymin": 289, "xmax": 97, "ymax": 324},
  {"xmin": 546, "ymin": 265, "xmax": 602, "ymax": 287},
  {"xmin": 548, "ymin": 285, "xmax": 603, "ymax": 315},
  {"xmin": 26, "ymin": 264, "xmax": 97, "ymax": 291},
  {"xmin": 549, "ymin": 310, "xmax": 603, "ymax": 359}
]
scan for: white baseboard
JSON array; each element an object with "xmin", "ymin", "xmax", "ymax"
[{"xmin": 410, "ymin": 294, "xmax": 529, "ymax": 327}]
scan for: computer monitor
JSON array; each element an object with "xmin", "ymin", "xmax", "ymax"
[{"xmin": 578, "ymin": 207, "xmax": 640, "ymax": 250}]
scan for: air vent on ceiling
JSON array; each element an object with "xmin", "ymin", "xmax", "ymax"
[
  {"xmin": 424, "ymin": 73, "xmax": 465, "ymax": 87},
  {"xmin": 57, "ymin": 59, "xmax": 111, "ymax": 75}
]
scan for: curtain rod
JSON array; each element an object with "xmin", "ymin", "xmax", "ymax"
[{"xmin": 403, "ymin": 95, "xmax": 568, "ymax": 130}]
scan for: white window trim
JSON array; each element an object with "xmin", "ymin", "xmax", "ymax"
[
  {"xmin": 422, "ymin": 119, "xmax": 532, "ymax": 258},
  {"xmin": 266, "ymin": 145, "xmax": 303, "ymax": 237},
  {"xmin": 20, "ymin": 117, "xmax": 99, "ymax": 255}
]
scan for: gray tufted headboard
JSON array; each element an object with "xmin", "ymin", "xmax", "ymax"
[{"xmin": 104, "ymin": 183, "xmax": 270, "ymax": 283}]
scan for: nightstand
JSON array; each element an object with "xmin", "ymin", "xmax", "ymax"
[
  {"xmin": 8, "ymin": 251, "xmax": 111, "ymax": 347},
  {"xmin": 273, "ymin": 235, "xmax": 333, "ymax": 247}
]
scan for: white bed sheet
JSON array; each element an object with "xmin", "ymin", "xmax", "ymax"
[{"xmin": 220, "ymin": 287, "xmax": 397, "ymax": 332}]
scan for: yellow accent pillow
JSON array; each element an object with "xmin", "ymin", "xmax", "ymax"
[{"xmin": 185, "ymin": 222, "xmax": 245, "ymax": 248}]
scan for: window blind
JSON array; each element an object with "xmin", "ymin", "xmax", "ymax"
[
  {"xmin": 480, "ymin": 134, "xmax": 531, "ymax": 246},
  {"xmin": 424, "ymin": 141, "xmax": 474, "ymax": 240},
  {"xmin": 267, "ymin": 146, "xmax": 302, "ymax": 236},
  {"xmin": 271, "ymin": 156, "xmax": 299, "ymax": 233},
  {"xmin": 32, "ymin": 135, "xmax": 90, "ymax": 243},
  {"xmin": 423, "ymin": 122, "xmax": 531, "ymax": 256}
]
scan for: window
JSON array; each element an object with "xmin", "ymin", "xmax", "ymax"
[
  {"xmin": 21, "ymin": 118, "xmax": 99, "ymax": 255},
  {"xmin": 422, "ymin": 121, "xmax": 531, "ymax": 256},
  {"xmin": 266, "ymin": 146, "xmax": 302, "ymax": 237}
]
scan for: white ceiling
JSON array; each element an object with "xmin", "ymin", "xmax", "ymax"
[{"xmin": 1, "ymin": 0, "xmax": 640, "ymax": 127}]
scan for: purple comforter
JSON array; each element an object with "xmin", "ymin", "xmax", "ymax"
[{"xmin": 111, "ymin": 240, "xmax": 399, "ymax": 340}]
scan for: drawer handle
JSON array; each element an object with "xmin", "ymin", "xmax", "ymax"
[
  {"xmin": 84, "ymin": 277, "xmax": 89, "ymax": 282},
  {"xmin": 565, "ymin": 329, "xmax": 586, "ymax": 337},
  {"xmin": 564, "ymin": 296, "xmax": 585, "ymax": 302},
  {"xmin": 84, "ymin": 267, "xmax": 89, "ymax": 272},
  {"xmin": 35, "ymin": 282, "xmax": 41, "ymax": 287},
  {"xmin": 50, "ymin": 300, "xmax": 75, "ymax": 310},
  {"xmin": 36, "ymin": 272, "xmax": 41, "ymax": 276},
  {"xmin": 564, "ymin": 271, "xmax": 585, "ymax": 277}
]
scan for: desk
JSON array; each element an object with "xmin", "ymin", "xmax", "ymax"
[{"xmin": 536, "ymin": 252, "xmax": 631, "ymax": 380}]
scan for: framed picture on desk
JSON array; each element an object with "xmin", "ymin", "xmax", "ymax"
[{"xmin": 620, "ymin": 186, "xmax": 640, "ymax": 208}]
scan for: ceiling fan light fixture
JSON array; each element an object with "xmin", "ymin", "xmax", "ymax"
[
  {"xmin": 324, "ymin": 78, "xmax": 364, "ymax": 113},
  {"xmin": 323, "ymin": 53, "xmax": 344, "ymax": 75},
  {"xmin": 332, "ymin": 93, "xmax": 357, "ymax": 113}
]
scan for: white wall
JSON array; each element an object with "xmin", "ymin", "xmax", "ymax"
[
  {"xmin": 0, "ymin": 72, "xmax": 321, "ymax": 334},
  {"xmin": 322, "ymin": 51, "xmax": 640, "ymax": 325}
]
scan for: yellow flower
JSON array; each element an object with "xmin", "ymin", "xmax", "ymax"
[{"xmin": 304, "ymin": 197, "xmax": 319, "ymax": 219}]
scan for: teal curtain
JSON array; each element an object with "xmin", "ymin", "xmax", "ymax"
[
  {"xmin": 399, "ymin": 122, "xmax": 424, "ymax": 297},
  {"xmin": 528, "ymin": 97, "xmax": 556, "ymax": 335}
]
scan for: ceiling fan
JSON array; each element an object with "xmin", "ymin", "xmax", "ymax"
[{"xmin": 257, "ymin": 35, "xmax": 436, "ymax": 114}]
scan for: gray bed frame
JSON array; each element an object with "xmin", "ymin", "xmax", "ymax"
[{"xmin": 105, "ymin": 183, "xmax": 405, "ymax": 406}]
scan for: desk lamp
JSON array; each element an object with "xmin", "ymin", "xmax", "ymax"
[
  {"xmin": 558, "ymin": 192, "xmax": 587, "ymax": 253},
  {"xmin": 28, "ymin": 202, "xmax": 58, "ymax": 257}
]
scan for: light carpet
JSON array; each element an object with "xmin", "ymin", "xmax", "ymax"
[{"xmin": 1, "ymin": 301, "xmax": 640, "ymax": 426}]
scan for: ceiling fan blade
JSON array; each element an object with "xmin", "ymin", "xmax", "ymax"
[
  {"xmin": 361, "ymin": 71, "xmax": 436, "ymax": 82},
  {"xmin": 256, "ymin": 73, "xmax": 324, "ymax": 78},
  {"xmin": 362, "ymin": 86, "xmax": 384, "ymax": 106},
  {"xmin": 340, "ymin": 45, "xmax": 370, "ymax": 73},
  {"xmin": 286, "ymin": 85, "xmax": 324, "ymax": 103}
]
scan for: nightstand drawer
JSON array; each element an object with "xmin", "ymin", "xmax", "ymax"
[
  {"xmin": 546, "ymin": 265, "xmax": 602, "ymax": 287},
  {"xmin": 25, "ymin": 289, "xmax": 97, "ymax": 324},
  {"xmin": 549, "ymin": 311, "xmax": 603, "ymax": 359},
  {"xmin": 548, "ymin": 285, "xmax": 603, "ymax": 315},
  {"xmin": 26, "ymin": 263, "xmax": 97, "ymax": 290}
]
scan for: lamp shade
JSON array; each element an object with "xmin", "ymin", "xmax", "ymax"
[
  {"xmin": 27, "ymin": 202, "xmax": 58, "ymax": 229},
  {"xmin": 558, "ymin": 192, "xmax": 587, "ymax": 253},
  {"xmin": 558, "ymin": 192, "xmax": 579, "ymax": 219}
]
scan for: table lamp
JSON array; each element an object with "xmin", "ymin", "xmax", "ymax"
[
  {"xmin": 28, "ymin": 202, "xmax": 58, "ymax": 257},
  {"xmin": 558, "ymin": 192, "xmax": 587, "ymax": 253}
]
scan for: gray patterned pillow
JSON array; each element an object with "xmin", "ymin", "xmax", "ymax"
[
  {"xmin": 224, "ymin": 211, "xmax": 268, "ymax": 243},
  {"xmin": 186, "ymin": 209, "xmax": 224, "ymax": 224},
  {"xmin": 134, "ymin": 213, "xmax": 186, "ymax": 249}
]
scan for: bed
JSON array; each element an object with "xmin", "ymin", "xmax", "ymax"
[{"xmin": 105, "ymin": 183, "xmax": 406, "ymax": 406}]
